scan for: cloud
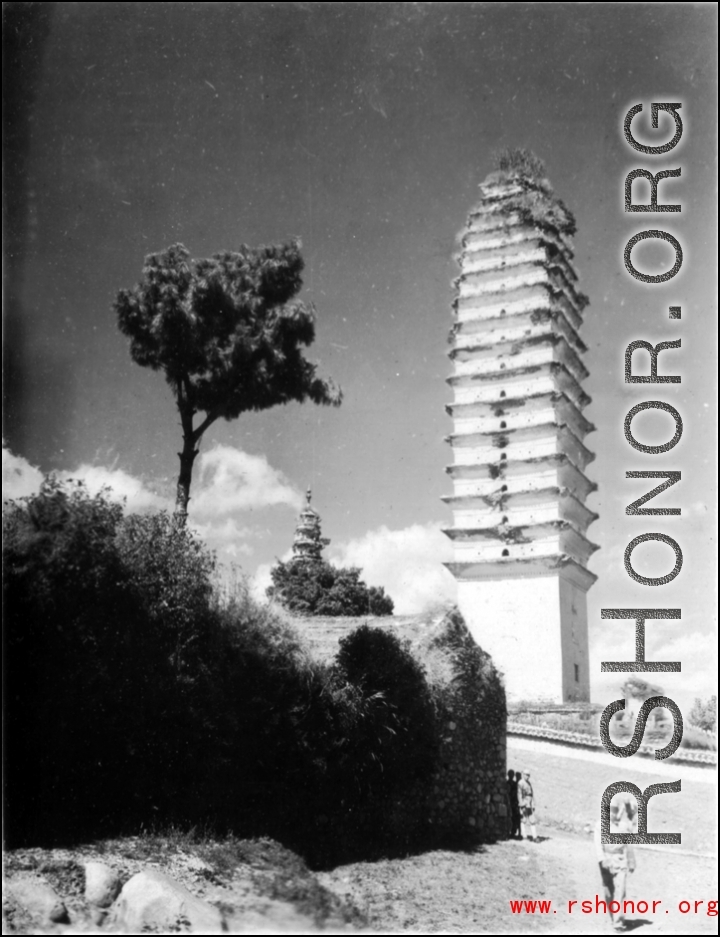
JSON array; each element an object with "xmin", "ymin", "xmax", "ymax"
[
  {"xmin": 58, "ymin": 463, "xmax": 169, "ymax": 513},
  {"xmin": 65, "ymin": 446, "xmax": 301, "ymax": 542},
  {"xmin": 330, "ymin": 522, "xmax": 457, "ymax": 615},
  {"xmin": 2, "ymin": 444, "xmax": 169, "ymax": 514},
  {"xmin": 2, "ymin": 446, "xmax": 44, "ymax": 501},
  {"xmin": 190, "ymin": 516, "xmax": 255, "ymax": 560},
  {"xmin": 2, "ymin": 443, "xmax": 300, "ymax": 566},
  {"xmin": 250, "ymin": 522, "xmax": 458, "ymax": 614},
  {"xmin": 191, "ymin": 445, "xmax": 303, "ymax": 517},
  {"xmin": 590, "ymin": 618, "xmax": 717, "ymax": 712},
  {"xmin": 250, "ymin": 555, "xmax": 292, "ymax": 604}
]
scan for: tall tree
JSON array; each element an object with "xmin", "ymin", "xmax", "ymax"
[{"xmin": 114, "ymin": 240, "xmax": 341, "ymax": 525}]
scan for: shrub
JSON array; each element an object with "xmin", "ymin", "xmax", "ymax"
[
  {"xmin": 487, "ymin": 147, "xmax": 578, "ymax": 237},
  {"xmin": 3, "ymin": 480, "xmax": 228, "ymax": 843},
  {"xmin": 267, "ymin": 558, "xmax": 393, "ymax": 616},
  {"xmin": 496, "ymin": 147, "xmax": 547, "ymax": 183},
  {"xmin": 5, "ymin": 483, "xmax": 483, "ymax": 868},
  {"xmin": 679, "ymin": 725, "xmax": 717, "ymax": 752},
  {"xmin": 4, "ymin": 478, "xmax": 143, "ymax": 842},
  {"xmin": 117, "ymin": 511, "xmax": 217, "ymax": 674},
  {"xmin": 688, "ymin": 695, "xmax": 717, "ymax": 733},
  {"xmin": 326, "ymin": 625, "xmax": 438, "ymax": 856}
]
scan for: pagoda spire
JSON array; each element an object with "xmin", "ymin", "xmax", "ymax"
[{"xmin": 291, "ymin": 487, "xmax": 331, "ymax": 562}]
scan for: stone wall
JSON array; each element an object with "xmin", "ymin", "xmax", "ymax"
[{"xmin": 286, "ymin": 607, "xmax": 508, "ymax": 844}]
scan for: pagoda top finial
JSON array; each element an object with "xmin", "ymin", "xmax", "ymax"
[{"xmin": 306, "ymin": 487, "xmax": 312, "ymax": 507}]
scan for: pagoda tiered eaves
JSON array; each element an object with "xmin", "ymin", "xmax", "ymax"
[
  {"xmin": 444, "ymin": 168, "xmax": 598, "ymax": 703},
  {"xmin": 291, "ymin": 489, "xmax": 330, "ymax": 563}
]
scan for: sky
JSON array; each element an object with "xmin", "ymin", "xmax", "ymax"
[{"xmin": 3, "ymin": 2, "xmax": 717, "ymax": 710}]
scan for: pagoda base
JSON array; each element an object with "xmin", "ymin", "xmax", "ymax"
[{"xmin": 454, "ymin": 565, "xmax": 591, "ymax": 704}]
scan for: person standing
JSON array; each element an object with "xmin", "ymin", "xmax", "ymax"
[
  {"xmin": 594, "ymin": 797, "xmax": 637, "ymax": 932},
  {"xmin": 517, "ymin": 770, "xmax": 537, "ymax": 841},
  {"xmin": 507, "ymin": 769, "xmax": 521, "ymax": 838}
]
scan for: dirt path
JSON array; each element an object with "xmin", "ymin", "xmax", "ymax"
[
  {"xmin": 320, "ymin": 826, "xmax": 718, "ymax": 935},
  {"xmin": 4, "ymin": 826, "xmax": 716, "ymax": 934}
]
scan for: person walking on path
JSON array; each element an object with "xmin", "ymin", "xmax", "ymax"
[
  {"xmin": 594, "ymin": 796, "xmax": 637, "ymax": 932},
  {"xmin": 517, "ymin": 770, "xmax": 537, "ymax": 842}
]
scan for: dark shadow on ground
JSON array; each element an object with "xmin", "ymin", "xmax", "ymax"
[{"xmin": 306, "ymin": 834, "xmax": 490, "ymax": 871}]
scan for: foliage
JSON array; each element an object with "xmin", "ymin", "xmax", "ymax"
[
  {"xmin": 489, "ymin": 147, "xmax": 578, "ymax": 237},
  {"xmin": 4, "ymin": 478, "xmax": 145, "ymax": 842},
  {"xmin": 509, "ymin": 699, "xmax": 716, "ymax": 751},
  {"xmin": 426, "ymin": 606, "xmax": 506, "ymax": 738},
  {"xmin": 267, "ymin": 558, "xmax": 394, "ymax": 616},
  {"xmin": 3, "ymin": 479, "xmax": 232, "ymax": 843},
  {"xmin": 117, "ymin": 511, "xmax": 216, "ymax": 672},
  {"xmin": 620, "ymin": 675, "xmax": 665, "ymax": 698},
  {"xmin": 2, "ymin": 483, "xmax": 402, "ymax": 859},
  {"xmin": 4, "ymin": 484, "xmax": 502, "ymax": 868},
  {"xmin": 679, "ymin": 725, "xmax": 716, "ymax": 752},
  {"xmin": 508, "ymin": 710, "xmax": 598, "ymax": 735},
  {"xmin": 335, "ymin": 625, "xmax": 437, "ymax": 792},
  {"xmin": 506, "ymin": 188, "xmax": 577, "ymax": 237},
  {"xmin": 496, "ymin": 147, "xmax": 547, "ymax": 184},
  {"xmin": 114, "ymin": 240, "xmax": 341, "ymax": 523},
  {"xmin": 199, "ymin": 592, "xmax": 418, "ymax": 863},
  {"xmin": 688, "ymin": 695, "xmax": 717, "ymax": 733}
]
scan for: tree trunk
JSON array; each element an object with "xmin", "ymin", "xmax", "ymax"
[{"xmin": 173, "ymin": 432, "xmax": 199, "ymax": 529}]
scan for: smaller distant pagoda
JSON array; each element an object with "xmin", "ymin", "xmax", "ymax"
[{"xmin": 292, "ymin": 489, "xmax": 330, "ymax": 563}]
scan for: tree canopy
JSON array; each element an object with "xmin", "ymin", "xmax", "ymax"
[
  {"xmin": 688, "ymin": 696, "xmax": 717, "ymax": 733},
  {"xmin": 114, "ymin": 240, "xmax": 341, "ymax": 524},
  {"xmin": 267, "ymin": 557, "xmax": 394, "ymax": 617}
]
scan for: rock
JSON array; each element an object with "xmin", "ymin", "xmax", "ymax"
[
  {"xmin": 4, "ymin": 875, "xmax": 69, "ymax": 924},
  {"xmin": 88, "ymin": 905, "xmax": 112, "ymax": 927},
  {"xmin": 84, "ymin": 860, "xmax": 121, "ymax": 908},
  {"xmin": 107, "ymin": 868, "xmax": 224, "ymax": 933},
  {"xmin": 181, "ymin": 855, "xmax": 213, "ymax": 875}
]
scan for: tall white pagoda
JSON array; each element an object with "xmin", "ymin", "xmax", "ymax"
[{"xmin": 443, "ymin": 156, "xmax": 597, "ymax": 704}]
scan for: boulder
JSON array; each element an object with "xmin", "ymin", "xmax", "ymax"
[
  {"xmin": 107, "ymin": 868, "xmax": 224, "ymax": 933},
  {"xmin": 84, "ymin": 860, "xmax": 122, "ymax": 908},
  {"xmin": 4, "ymin": 875, "xmax": 69, "ymax": 925}
]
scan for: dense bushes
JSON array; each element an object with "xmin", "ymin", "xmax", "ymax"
[
  {"xmin": 3, "ymin": 481, "xmax": 433, "ymax": 862},
  {"xmin": 267, "ymin": 558, "xmax": 393, "ymax": 616},
  {"xmin": 3, "ymin": 479, "xmax": 223, "ymax": 842},
  {"xmin": 328, "ymin": 626, "xmax": 438, "ymax": 853}
]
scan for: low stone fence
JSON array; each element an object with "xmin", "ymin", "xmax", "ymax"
[{"xmin": 507, "ymin": 721, "xmax": 717, "ymax": 766}]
